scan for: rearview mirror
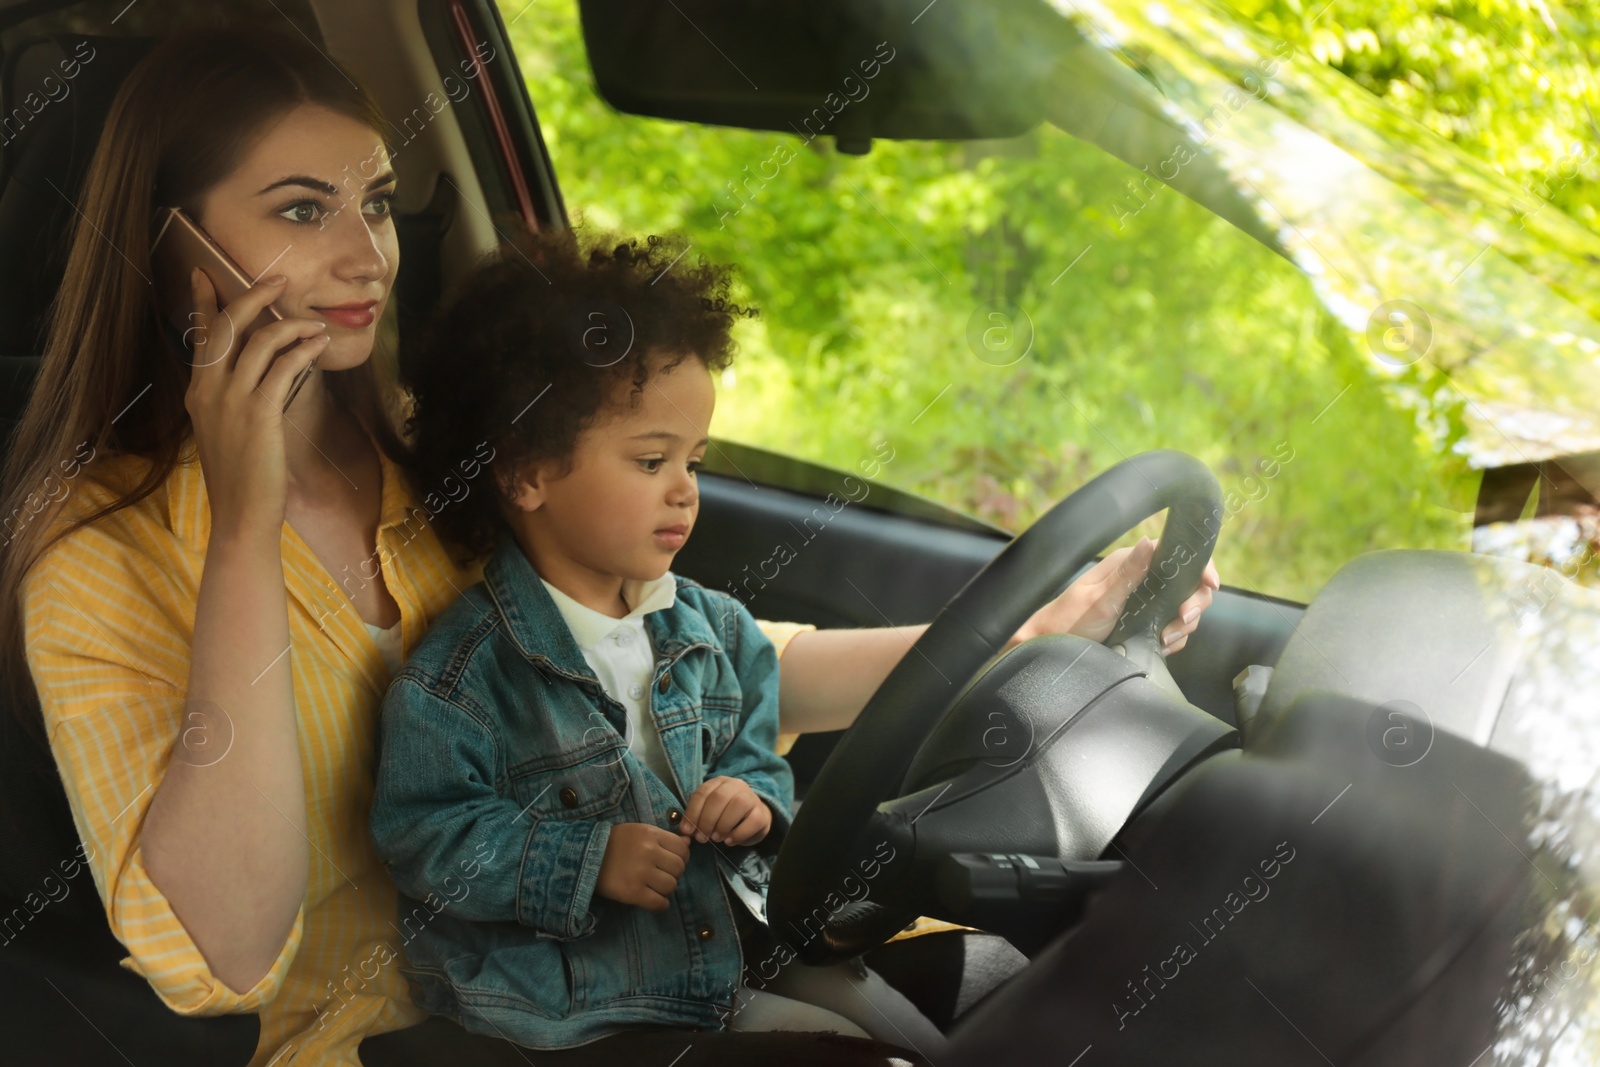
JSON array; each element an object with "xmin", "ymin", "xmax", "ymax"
[{"xmin": 575, "ymin": 0, "xmax": 1057, "ymax": 151}]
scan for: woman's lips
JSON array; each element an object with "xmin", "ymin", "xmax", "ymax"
[
  {"xmin": 654, "ymin": 525, "xmax": 689, "ymax": 549},
  {"xmin": 315, "ymin": 302, "xmax": 377, "ymax": 329}
]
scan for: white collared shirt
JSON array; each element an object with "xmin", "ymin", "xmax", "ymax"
[{"xmin": 539, "ymin": 573, "xmax": 678, "ymax": 788}]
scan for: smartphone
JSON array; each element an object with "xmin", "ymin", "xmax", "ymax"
[{"xmin": 149, "ymin": 206, "xmax": 316, "ymax": 412}]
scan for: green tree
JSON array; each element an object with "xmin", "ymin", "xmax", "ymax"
[{"xmin": 1230, "ymin": 0, "xmax": 1600, "ymax": 227}]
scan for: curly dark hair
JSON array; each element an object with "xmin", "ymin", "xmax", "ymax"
[{"xmin": 399, "ymin": 225, "xmax": 757, "ymax": 566}]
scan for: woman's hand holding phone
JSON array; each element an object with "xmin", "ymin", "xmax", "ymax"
[{"xmin": 184, "ymin": 268, "xmax": 330, "ymax": 542}]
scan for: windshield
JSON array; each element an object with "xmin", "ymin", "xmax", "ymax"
[
  {"xmin": 1054, "ymin": 0, "xmax": 1600, "ymax": 463},
  {"xmin": 509, "ymin": 0, "xmax": 1597, "ymax": 603}
]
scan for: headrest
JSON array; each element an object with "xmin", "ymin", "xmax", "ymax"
[{"xmin": 0, "ymin": 35, "xmax": 154, "ymax": 376}]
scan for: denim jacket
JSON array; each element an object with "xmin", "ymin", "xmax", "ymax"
[{"xmin": 368, "ymin": 535, "xmax": 795, "ymax": 1048}]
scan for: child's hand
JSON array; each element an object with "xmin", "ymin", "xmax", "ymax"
[
  {"xmin": 596, "ymin": 823, "xmax": 690, "ymax": 912},
  {"xmin": 681, "ymin": 777, "xmax": 772, "ymax": 846}
]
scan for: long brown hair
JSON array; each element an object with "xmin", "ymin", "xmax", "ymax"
[{"xmin": 0, "ymin": 25, "xmax": 412, "ymax": 744}]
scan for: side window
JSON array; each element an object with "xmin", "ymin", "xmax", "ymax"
[{"xmin": 508, "ymin": 2, "xmax": 1470, "ymax": 602}]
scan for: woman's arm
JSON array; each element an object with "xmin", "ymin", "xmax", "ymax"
[
  {"xmin": 130, "ymin": 264, "xmax": 327, "ymax": 995},
  {"xmin": 139, "ymin": 525, "xmax": 309, "ymax": 997},
  {"xmin": 776, "ymin": 537, "xmax": 1221, "ymax": 734},
  {"xmin": 776, "ymin": 625, "xmax": 928, "ymax": 734}
]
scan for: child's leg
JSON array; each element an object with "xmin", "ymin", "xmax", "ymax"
[
  {"xmin": 725, "ymin": 981, "xmax": 871, "ymax": 1038},
  {"xmin": 750, "ymin": 959, "xmax": 951, "ymax": 1056}
]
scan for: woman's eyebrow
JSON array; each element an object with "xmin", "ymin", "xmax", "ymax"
[{"xmin": 256, "ymin": 170, "xmax": 398, "ymax": 196}]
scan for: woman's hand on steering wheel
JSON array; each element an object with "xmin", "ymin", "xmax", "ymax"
[{"xmin": 1009, "ymin": 536, "xmax": 1222, "ymax": 655}]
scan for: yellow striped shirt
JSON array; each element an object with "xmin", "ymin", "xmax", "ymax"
[{"xmin": 20, "ymin": 436, "xmax": 812, "ymax": 1066}]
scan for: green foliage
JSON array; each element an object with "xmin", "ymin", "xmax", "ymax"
[
  {"xmin": 1228, "ymin": 0, "xmax": 1600, "ymax": 227},
  {"xmin": 508, "ymin": 0, "xmax": 1482, "ymax": 602}
]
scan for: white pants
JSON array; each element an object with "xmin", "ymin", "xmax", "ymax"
[{"xmin": 726, "ymin": 958, "xmax": 950, "ymax": 1058}]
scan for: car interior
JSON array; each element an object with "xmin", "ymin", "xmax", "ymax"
[{"xmin": 0, "ymin": 1, "xmax": 1591, "ymax": 1064}]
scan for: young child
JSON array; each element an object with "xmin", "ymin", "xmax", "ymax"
[{"xmin": 368, "ymin": 228, "xmax": 947, "ymax": 1053}]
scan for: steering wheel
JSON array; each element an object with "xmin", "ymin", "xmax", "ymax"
[{"xmin": 767, "ymin": 450, "xmax": 1223, "ymax": 963}]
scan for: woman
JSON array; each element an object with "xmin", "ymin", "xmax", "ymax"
[{"xmin": 0, "ymin": 25, "xmax": 1216, "ymax": 1067}]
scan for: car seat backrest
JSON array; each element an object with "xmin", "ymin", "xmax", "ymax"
[
  {"xmin": 0, "ymin": 33, "xmax": 157, "ymax": 920},
  {"xmin": 0, "ymin": 35, "xmax": 156, "ymax": 453}
]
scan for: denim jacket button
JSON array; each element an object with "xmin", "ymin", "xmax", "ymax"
[
  {"xmin": 666, "ymin": 808, "xmax": 683, "ymax": 826},
  {"xmin": 658, "ymin": 672, "xmax": 671, "ymax": 694},
  {"xmin": 559, "ymin": 787, "xmax": 579, "ymax": 809},
  {"xmin": 697, "ymin": 924, "xmax": 714, "ymax": 941}
]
